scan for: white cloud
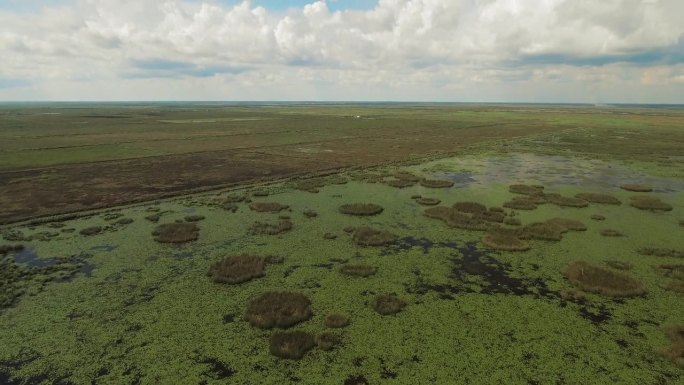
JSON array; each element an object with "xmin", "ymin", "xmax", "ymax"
[{"xmin": 0, "ymin": 0, "xmax": 683, "ymax": 101}]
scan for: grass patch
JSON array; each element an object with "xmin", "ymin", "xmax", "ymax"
[
  {"xmin": 373, "ymin": 294, "xmax": 406, "ymax": 315},
  {"xmin": 248, "ymin": 220, "xmax": 293, "ymax": 235},
  {"xmin": 152, "ymin": 223, "xmax": 199, "ymax": 243},
  {"xmin": 503, "ymin": 198, "xmax": 538, "ymax": 210},
  {"xmin": 207, "ymin": 255, "xmax": 266, "ymax": 284},
  {"xmin": 269, "ymin": 331, "xmax": 315, "ymax": 359},
  {"xmin": 352, "ymin": 227, "xmax": 397, "ymax": 246},
  {"xmin": 338, "ymin": 264, "xmax": 377, "ymax": 277},
  {"xmin": 590, "ymin": 214, "xmax": 606, "ymax": 221},
  {"xmin": 245, "ymin": 292, "xmax": 312, "ymax": 329},
  {"xmin": 249, "ymin": 202, "xmax": 289, "ymax": 213},
  {"xmin": 562, "ymin": 261, "xmax": 644, "ymax": 298},
  {"xmin": 519, "ymin": 222, "xmax": 566, "ymax": 241},
  {"xmin": 575, "ymin": 193, "xmax": 621, "ymax": 205},
  {"xmin": 303, "ymin": 209, "xmax": 318, "ymax": 218},
  {"xmin": 546, "ymin": 194, "xmax": 589, "ymax": 208},
  {"xmin": 546, "ymin": 218, "xmax": 587, "ymax": 232},
  {"xmin": 385, "ymin": 179, "xmax": 415, "ymax": 188},
  {"xmin": 604, "ymin": 261, "xmax": 633, "ymax": 270},
  {"xmin": 339, "ymin": 203, "xmax": 384, "ymax": 216}
]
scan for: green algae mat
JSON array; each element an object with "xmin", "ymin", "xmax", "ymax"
[{"xmin": 1, "ymin": 153, "xmax": 683, "ymax": 385}]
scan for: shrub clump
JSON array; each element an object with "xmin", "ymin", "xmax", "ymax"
[
  {"xmin": 339, "ymin": 203, "xmax": 384, "ymax": 216},
  {"xmin": 629, "ymin": 196, "xmax": 673, "ymax": 211},
  {"xmin": 246, "ymin": 292, "xmax": 312, "ymax": 329},
  {"xmin": 590, "ymin": 214, "xmax": 606, "ymax": 221},
  {"xmin": 419, "ymin": 179, "xmax": 454, "ymax": 188},
  {"xmin": 338, "ymin": 264, "xmax": 377, "ymax": 277},
  {"xmin": 323, "ymin": 233, "xmax": 337, "ymax": 240},
  {"xmin": 481, "ymin": 229, "xmax": 530, "ymax": 251},
  {"xmin": 0, "ymin": 244, "xmax": 23, "ymax": 256},
  {"xmin": 248, "ymin": 220, "xmax": 293, "ymax": 235},
  {"xmin": 575, "ymin": 193, "xmax": 621, "ymax": 205},
  {"xmin": 452, "ymin": 202, "xmax": 487, "ymax": 214},
  {"xmin": 604, "ymin": 260, "xmax": 633, "ymax": 270},
  {"xmin": 115, "ymin": 218, "xmax": 134, "ymax": 225},
  {"xmin": 269, "ymin": 331, "xmax": 315, "ymax": 359},
  {"xmin": 303, "ymin": 209, "xmax": 318, "ymax": 218},
  {"xmin": 509, "ymin": 184, "xmax": 544, "ymax": 195},
  {"xmin": 316, "ymin": 332, "xmax": 341, "ymax": 351},
  {"xmin": 519, "ymin": 222, "xmax": 566, "ymax": 241},
  {"xmin": 80, "ymin": 226, "xmax": 102, "ymax": 236},
  {"xmin": 503, "ymin": 217, "xmax": 521, "ymax": 226},
  {"xmin": 394, "ymin": 171, "xmax": 422, "ymax": 182},
  {"xmin": 184, "ymin": 215, "xmax": 205, "ymax": 222},
  {"xmin": 386, "ymin": 179, "xmax": 416, "ymax": 188},
  {"xmin": 352, "ymin": 227, "xmax": 397, "ymax": 246},
  {"xmin": 546, "ymin": 194, "xmax": 589, "ymax": 208},
  {"xmin": 249, "ymin": 202, "xmax": 290, "ymax": 213},
  {"xmin": 503, "ymin": 198, "xmax": 538, "ymax": 210},
  {"xmin": 373, "ymin": 294, "xmax": 406, "ymax": 315},
  {"xmin": 207, "ymin": 254, "xmax": 265, "ymax": 284},
  {"xmin": 152, "ymin": 223, "xmax": 199, "ymax": 243},
  {"xmin": 620, "ymin": 184, "xmax": 652, "ymax": 192},
  {"xmin": 416, "ymin": 197, "xmax": 441, "ymax": 206},
  {"xmin": 562, "ymin": 261, "xmax": 644, "ymax": 297},
  {"xmin": 546, "ymin": 218, "xmax": 587, "ymax": 232},
  {"xmin": 600, "ymin": 229, "xmax": 624, "ymax": 237},
  {"xmin": 660, "ymin": 325, "xmax": 684, "ymax": 368},
  {"xmin": 637, "ymin": 248, "xmax": 684, "ymax": 258},
  {"xmin": 325, "ymin": 313, "xmax": 350, "ymax": 328}
]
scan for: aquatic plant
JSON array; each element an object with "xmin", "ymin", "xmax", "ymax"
[
  {"xmin": 152, "ymin": 223, "xmax": 199, "ymax": 243},
  {"xmin": 207, "ymin": 255, "xmax": 265, "ymax": 284},
  {"xmin": 424, "ymin": 206, "xmax": 490, "ymax": 231},
  {"xmin": 339, "ymin": 203, "xmax": 384, "ymax": 216},
  {"xmin": 248, "ymin": 220, "xmax": 293, "ymax": 235},
  {"xmin": 269, "ymin": 331, "xmax": 315, "ymax": 359},
  {"xmin": 629, "ymin": 196, "xmax": 673, "ymax": 211},
  {"xmin": 80, "ymin": 226, "xmax": 102, "ymax": 236},
  {"xmin": 509, "ymin": 184, "xmax": 544, "ymax": 195},
  {"xmin": 656, "ymin": 264, "xmax": 684, "ymax": 281},
  {"xmin": 316, "ymin": 332, "xmax": 341, "ymax": 351},
  {"xmin": 249, "ymin": 202, "xmax": 289, "ymax": 213},
  {"xmin": 324, "ymin": 313, "xmax": 350, "ymax": 328},
  {"xmin": 338, "ymin": 264, "xmax": 377, "ymax": 277},
  {"xmin": 660, "ymin": 325, "xmax": 684, "ymax": 368},
  {"xmin": 600, "ymin": 229, "xmax": 624, "ymax": 237},
  {"xmin": 419, "ymin": 179, "xmax": 454, "ymax": 188},
  {"xmin": 620, "ymin": 184, "xmax": 652, "ymax": 192},
  {"xmin": 245, "ymin": 292, "xmax": 312, "ymax": 329},
  {"xmin": 452, "ymin": 202, "xmax": 487, "ymax": 214},
  {"xmin": 562, "ymin": 261, "xmax": 644, "ymax": 297},
  {"xmin": 184, "ymin": 215, "xmax": 205, "ymax": 222},
  {"xmin": 575, "ymin": 193, "xmax": 621, "ymax": 205},
  {"xmin": 481, "ymin": 229, "xmax": 530, "ymax": 251},
  {"xmin": 416, "ymin": 197, "xmax": 441, "ymax": 206},
  {"xmin": 352, "ymin": 227, "xmax": 397, "ymax": 246},
  {"xmin": 373, "ymin": 294, "xmax": 406, "ymax": 315}
]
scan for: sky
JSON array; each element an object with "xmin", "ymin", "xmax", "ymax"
[{"xmin": 0, "ymin": 0, "xmax": 683, "ymax": 103}]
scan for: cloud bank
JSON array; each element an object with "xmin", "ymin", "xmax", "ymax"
[{"xmin": 1, "ymin": 0, "xmax": 683, "ymax": 102}]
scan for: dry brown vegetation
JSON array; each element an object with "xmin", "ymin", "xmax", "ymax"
[
  {"xmin": 509, "ymin": 184, "xmax": 544, "ymax": 195},
  {"xmin": 338, "ymin": 264, "xmax": 377, "ymax": 277},
  {"xmin": 303, "ymin": 209, "xmax": 318, "ymax": 218},
  {"xmin": 546, "ymin": 194, "xmax": 589, "ymax": 208},
  {"xmin": 590, "ymin": 214, "xmax": 606, "ymax": 221},
  {"xmin": 481, "ymin": 229, "xmax": 530, "ymax": 251},
  {"xmin": 423, "ymin": 206, "xmax": 496, "ymax": 231},
  {"xmin": 503, "ymin": 217, "xmax": 521, "ymax": 226},
  {"xmin": 563, "ymin": 261, "xmax": 644, "ymax": 297},
  {"xmin": 249, "ymin": 202, "xmax": 290, "ymax": 213},
  {"xmin": 661, "ymin": 325, "xmax": 684, "ymax": 368},
  {"xmin": 152, "ymin": 223, "xmax": 200, "ymax": 243},
  {"xmin": 604, "ymin": 260, "xmax": 633, "ymax": 270},
  {"xmin": 339, "ymin": 203, "xmax": 384, "ymax": 216},
  {"xmin": 600, "ymin": 229, "xmax": 624, "ymax": 237},
  {"xmin": 245, "ymin": 292, "xmax": 312, "ymax": 329},
  {"xmin": 79, "ymin": 226, "xmax": 102, "ymax": 236},
  {"xmin": 546, "ymin": 218, "xmax": 587, "ymax": 232},
  {"xmin": 269, "ymin": 331, "xmax": 315, "ymax": 359},
  {"xmin": 629, "ymin": 196, "xmax": 673, "ymax": 211},
  {"xmin": 657, "ymin": 264, "xmax": 684, "ymax": 281},
  {"xmin": 374, "ymin": 294, "xmax": 406, "ymax": 315},
  {"xmin": 248, "ymin": 220, "xmax": 293, "ymax": 235},
  {"xmin": 575, "ymin": 193, "xmax": 621, "ymax": 205},
  {"xmin": 419, "ymin": 179, "xmax": 454, "ymax": 188},
  {"xmin": 394, "ymin": 171, "xmax": 422, "ymax": 182},
  {"xmin": 385, "ymin": 179, "xmax": 416, "ymax": 188},
  {"xmin": 207, "ymin": 254, "xmax": 265, "ymax": 284},
  {"xmin": 503, "ymin": 198, "xmax": 538, "ymax": 210},
  {"xmin": 452, "ymin": 202, "xmax": 487, "ymax": 214},
  {"xmin": 352, "ymin": 227, "xmax": 397, "ymax": 246},
  {"xmin": 519, "ymin": 222, "xmax": 566, "ymax": 241},
  {"xmin": 315, "ymin": 332, "xmax": 341, "ymax": 351},
  {"xmin": 620, "ymin": 184, "xmax": 652, "ymax": 192},
  {"xmin": 324, "ymin": 313, "xmax": 350, "ymax": 328}
]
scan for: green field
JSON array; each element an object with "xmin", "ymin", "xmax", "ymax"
[{"xmin": 0, "ymin": 104, "xmax": 683, "ymax": 384}]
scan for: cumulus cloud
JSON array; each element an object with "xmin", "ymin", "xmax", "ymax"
[{"xmin": 0, "ymin": 0, "xmax": 682, "ymax": 101}]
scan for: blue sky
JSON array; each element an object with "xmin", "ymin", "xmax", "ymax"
[{"xmin": 0, "ymin": 0, "xmax": 683, "ymax": 102}]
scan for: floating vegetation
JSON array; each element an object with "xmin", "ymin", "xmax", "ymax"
[
  {"xmin": 303, "ymin": 209, "xmax": 318, "ymax": 218},
  {"xmin": 245, "ymin": 292, "xmax": 312, "ymax": 329},
  {"xmin": 352, "ymin": 227, "xmax": 397, "ymax": 246},
  {"xmin": 590, "ymin": 214, "xmax": 606, "ymax": 221},
  {"xmin": 600, "ymin": 229, "xmax": 624, "ymax": 237},
  {"xmin": 152, "ymin": 223, "xmax": 199, "ymax": 243},
  {"xmin": 416, "ymin": 197, "xmax": 441, "ymax": 206},
  {"xmin": 79, "ymin": 226, "xmax": 102, "ymax": 236},
  {"xmin": 481, "ymin": 229, "xmax": 530, "ymax": 251},
  {"xmin": 339, "ymin": 203, "xmax": 384, "ymax": 216},
  {"xmin": 509, "ymin": 184, "xmax": 544, "ymax": 195},
  {"xmin": 620, "ymin": 184, "xmax": 652, "ymax": 192},
  {"xmin": 324, "ymin": 313, "xmax": 350, "ymax": 328},
  {"xmin": 419, "ymin": 179, "xmax": 454, "ymax": 188},
  {"xmin": 660, "ymin": 325, "xmax": 684, "ymax": 368},
  {"xmin": 207, "ymin": 255, "xmax": 266, "ymax": 284},
  {"xmin": 503, "ymin": 198, "xmax": 538, "ymax": 210},
  {"xmin": 248, "ymin": 220, "xmax": 293, "ymax": 236},
  {"xmin": 338, "ymin": 264, "xmax": 377, "ymax": 277},
  {"xmin": 637, "ymin": 248, "xmax": 684, "ymax": 258},
  {"xmin": 546, "ymin": 194, "xmax": 589, "ymax": 208},
  {"xmin": 385, "ymin": 179, "xmax": 415, "ymax": 188},
  {"xmin": 452, "ymin": 202, "xmax": 487, "ymax": 214},
  {"xmin": 184, "ymin": 215, "xmax": 205, "ymax": 222},
  {"xmin": 562, "ymin": 261, "xmax": 644, "ymax": 298},
  {"xmin": 546, "ymin": 218, "xmax": 587, "ymax": 232},
  {"xmin": 270, "ymin": 331, "xmax": 315, "ymax": 359},
  {"xmin": 575, "ymin": 193, "xmax": 621, "ymax": 205},
  {"xmin": 604, "ymin": 260, "xmax": 633, "ymax": 270},
  {"xmin": 629, "ymin": 196, "xmax": 673, "ymax": 211},
  {"xmin": 0, "ymin": 244, "xmax": 23, "ymax": 256},
  {"xmin": 373, "ymin": 294, "xmax": 406, "ymax": 315},
  {"xmin": 249, "ymin": 202, "xmax": 290, "ymax": 213},
  {"xmin": 316, "ymin": 332, "xmax": 341, "ymax": 351}
]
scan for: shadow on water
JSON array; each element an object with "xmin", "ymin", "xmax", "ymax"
[{"xmin": 13, "ymin": 247, "xmax": 55, "ymax": 267}]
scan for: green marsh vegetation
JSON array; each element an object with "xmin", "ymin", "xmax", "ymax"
[{"xmin": 0, "ymin": 104, "xmax": 683, "ymax": 384}]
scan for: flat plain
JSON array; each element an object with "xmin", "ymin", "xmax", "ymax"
[{"xmin": 0, "ymin": 103, "xmax": 683, "ymax": 384}]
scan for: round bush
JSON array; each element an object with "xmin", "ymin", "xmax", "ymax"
[
  {"xmin": 417, "ymin": 197, "xmax": 441, "ymax": 206},
  {"xmin": 316, "ymin": 332, "xmax": 341, "ymax": 351},
  {"xmin": 482, "ymin": 230, "xmax": 530, "ymax": 251},
  {"xmin": 629, "ymin": 196, "xmax": 673, "ymax": 211},
  {"xmin": 373, "ymin": 294, "xmax": 406, "ymax": 315},
  {"xmin": 269, "ymin": 331, "xmax": 315, "ymax": 359},
  {"xmin": 80, "ymin": 226, "xmax": 102, "ymax": 236},
  {"xmin": 245, "ymin": 292, "xmax": 312, "ymax": 329},
  {"xmin": 248, "ymin": 220, "xmax": 293, "ymax": 235},
  {"xmin": 324, "ymin": 313, "xmax": 350, "ymax": 328}
]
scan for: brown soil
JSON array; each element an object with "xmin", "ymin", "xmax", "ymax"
[
  {"xmin": 245, "ymin": 292, "xmax": 312, "ymax": 329},
  {"xmin": 563, "ymin": 261, "xmax": 644, "ymax": 297}
]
